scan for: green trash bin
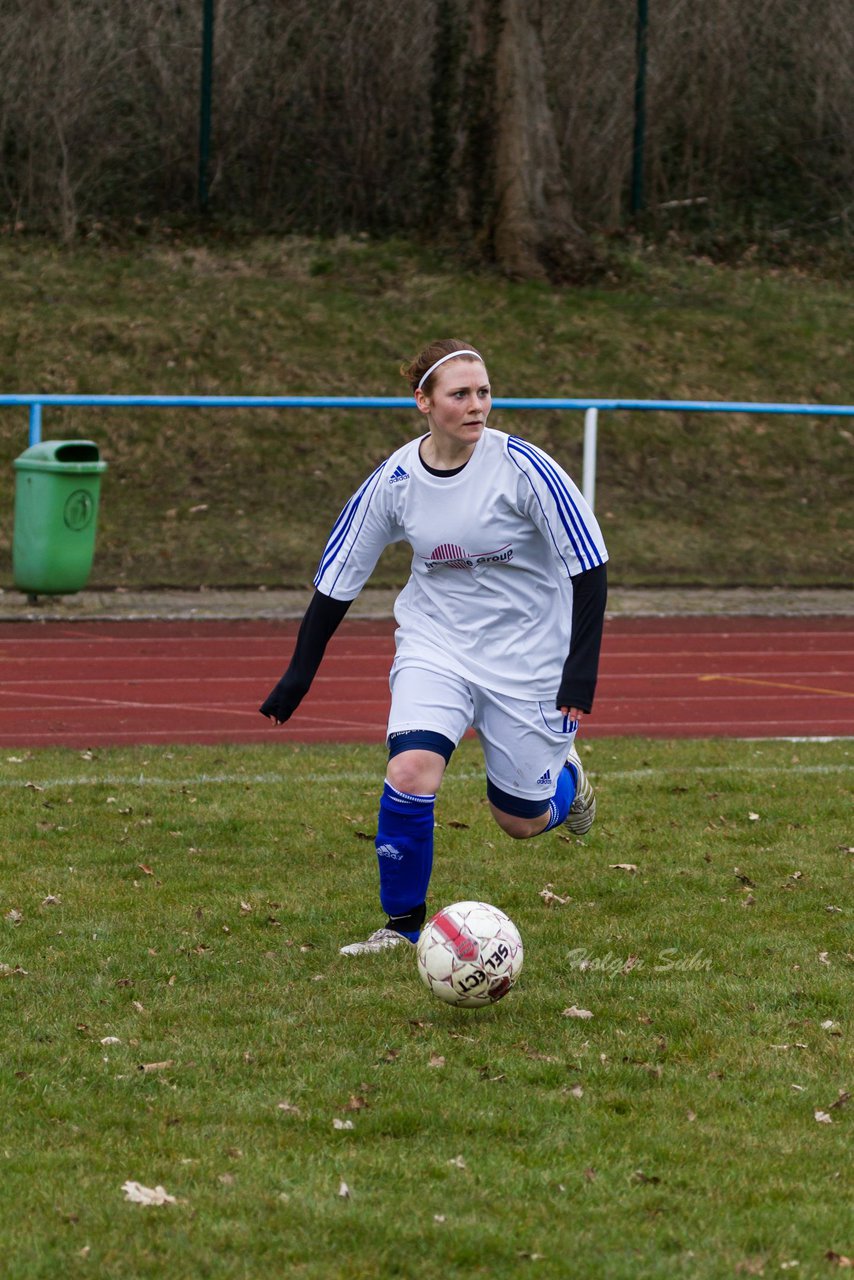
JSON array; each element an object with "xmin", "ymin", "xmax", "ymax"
[{"xmin": 13, "ymin": 440, "xmax": 108, "ymax": 596}]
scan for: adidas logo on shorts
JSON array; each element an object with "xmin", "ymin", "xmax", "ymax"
[{"xmin": 536, "ymin": 768, "xmax": 551, "ymax": 786}]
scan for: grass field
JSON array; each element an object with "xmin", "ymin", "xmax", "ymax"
[
  {"xmin": 2, "ymin": 736, "xmax": 851, "ymax": 1278},
  {"xmin": 1, "ymin": 236, "xmax": 852, "ymax": 590}
]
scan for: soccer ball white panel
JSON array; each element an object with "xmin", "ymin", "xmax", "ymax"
[{"xmin": 416, "ymin": 901, "xmax": 523, "ymax": 1007}]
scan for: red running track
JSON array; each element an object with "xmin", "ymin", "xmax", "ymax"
[{"xmin": 0, "ymin": 616, "xmax": 852, "ymax": 748}]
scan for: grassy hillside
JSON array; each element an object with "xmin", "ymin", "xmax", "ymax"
[{"xmin": 0, "ymin": 236, "xmax": 851, "ymax": 590}]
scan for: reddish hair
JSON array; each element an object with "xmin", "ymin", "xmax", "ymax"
[{"xmin": 400, "ymin": 338, "xmax": 484, "ymax": 395}]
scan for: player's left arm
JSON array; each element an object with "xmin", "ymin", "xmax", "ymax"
[
  {"xmin": 506, "ymin": 436, "xmax": 608, "ymax": 718},
  {"xmin": 556, "ymin": 562, "xmax": 608, "ymax": 720}
]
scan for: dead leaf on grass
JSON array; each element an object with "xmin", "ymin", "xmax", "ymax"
[
  {"xmin": 561, "ymin": 1006, "xmax": 593, "ymax": 1020},
  {"xmin": 609, "ymin": 863, "xmax": 637, "ymax": 874},
  {"xmin": 342, "ymin": 1093, "xmax": 369, "ymax": 1111},
  {"xmin": 814, "ymin": 1110, "xmax": 833, "ymax": 1124},
  {"xmin": 338, "ymin": 1180, "xmax": 351, "ymax": 1199},
  {"xmin": 276, "ymin": 1101, "xmax": 301, "ymax": 1115},
  {"xmin": 138, "ymin": 1060, "xmax": 175, "ymax": 1074},
  {"xmin": 517, "ymin": 1043, "xmax": 560, "ymax": 1063},
  {"xmin": 825, "ymin": 1253, "xmax": 854, "ymax": 1268},
  {"xmin": 734, "ymin": 1258, "xmax": 766, "ymax": 1276},
  {"xmin": 121, "ymin": 1181, "xmax": 177, "ymax": 1206},
  {"xmin": 428, "ymin": 1054, "xmax": 446, "ymax": 1069},
  {"xmin": 539, "ymin": 884, "xmax": 571, "ymax": 906}
]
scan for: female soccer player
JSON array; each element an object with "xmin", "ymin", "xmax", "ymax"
[{"xmin": 260, "ymin": 339, "xmax": 608, "ymax": 955}]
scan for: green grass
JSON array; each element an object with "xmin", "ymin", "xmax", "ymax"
[
  {"xmin": 0, "ymin": 236, "xmax": 852, "ymax": 590},
  {"xmin": 1, "ymin": 736, "xmax": 851, "ymax": 1278}
]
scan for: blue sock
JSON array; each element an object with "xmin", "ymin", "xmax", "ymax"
[
  {"xmin": 541, "ymin": 762, "xmax": 577, "ymax": 833},
  {"xmin": 375, "ymin": 780, "xmax": 435, "ymax": 940}
]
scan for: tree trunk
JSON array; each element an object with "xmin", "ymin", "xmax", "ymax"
[
  {"xmin": 431, "ymin": 0, "xmax": 591, "ymax": 282},
  {"xmin": 491, "ymin": 0, "xmax": 589, "ymax": 279}
]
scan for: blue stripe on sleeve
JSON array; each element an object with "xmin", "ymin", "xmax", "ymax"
[
  {"xmin": 507, "ymin": 436, "xmax": 603, "ymax": 570},
  {"xmin": 314, "ymin": 461, "xmax": 386, "ymax": 585}
]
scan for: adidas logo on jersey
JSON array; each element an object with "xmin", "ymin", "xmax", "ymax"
[
  {"xmin": 536, "ymin": 768, "xmax": 552, "ymax": 786},
  {"xmin": 388, "ymin": 465, "xmax": 409, "ymax": 485}
]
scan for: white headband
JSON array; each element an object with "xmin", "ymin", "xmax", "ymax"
[{"xmin": 416, "ymin": 349, "xmax": 483, "ymax": 391}]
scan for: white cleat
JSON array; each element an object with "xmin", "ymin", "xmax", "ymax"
[
  {"xmin": 563, "ymin": 744, "xmax": 596, "ymax": 836},
  {"xmin": 339, "ymin": 927, "xmax": 415, "ymax": 957}
]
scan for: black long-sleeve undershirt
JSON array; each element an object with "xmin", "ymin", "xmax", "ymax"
[
  {"xmin": 555, "ymin": 561, "xmax": 608, "ymax": 714},
  {"xmin": 259, "ymin": 590, "xmax": 351, "ymax": 722}
]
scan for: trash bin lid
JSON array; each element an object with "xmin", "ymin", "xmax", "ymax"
[{"xmin": 14, "ymin": 440, "xmax": 108, "ymax": 473}]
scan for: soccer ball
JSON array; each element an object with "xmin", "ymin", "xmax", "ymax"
[{"xmin": 416, "ymin": 901, "xmax": 523, "ymax": 1007}]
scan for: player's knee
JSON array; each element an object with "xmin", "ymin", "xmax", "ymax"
[
  {"xmin": 485, "ymin": 780, "xmax": 550, "ymax": 839},
  {"xmin": 386, "ymin": 749, "xmax": 446, "ymax": 797},
  {"xmin": 489, "ymin": 804, "xmax": 547, "ymax": 840}
]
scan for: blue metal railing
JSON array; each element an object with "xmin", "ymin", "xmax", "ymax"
[{"xmin": 2, "ymin": 392, "xmax": 851, "ymax": 512}]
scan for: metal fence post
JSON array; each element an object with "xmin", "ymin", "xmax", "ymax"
[
  {"xmin": 198, "ymin": 0, "xmax": 215, "ymax": 214},
  {"xmin": 582, "ymin": 407, "xmax": 598, "ymax": 511},
  {"xmin": 28, "ymin": 402, "xmax": 42, "ymax": 447},
  {"xmin": 631, "ymin": 0, "xmax": 649, "ymax": 216}
]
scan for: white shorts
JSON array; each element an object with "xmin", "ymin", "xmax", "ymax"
[{"xmin": 387, "ymin": 665, "xmax": 577, "ymax": 802}]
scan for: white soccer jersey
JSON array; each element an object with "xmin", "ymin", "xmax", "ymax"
[{"xmin": 313, "ymin": 427, "xmax": 608, "ymax": 700}]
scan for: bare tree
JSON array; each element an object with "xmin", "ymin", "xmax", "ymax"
[
  {"xmin": 433, "ymin": 0, "xmax": 590, "ymax": 280},
  {"xmin": 491, "ymin": 0, "xmax": 590, "ymax": 278}
]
